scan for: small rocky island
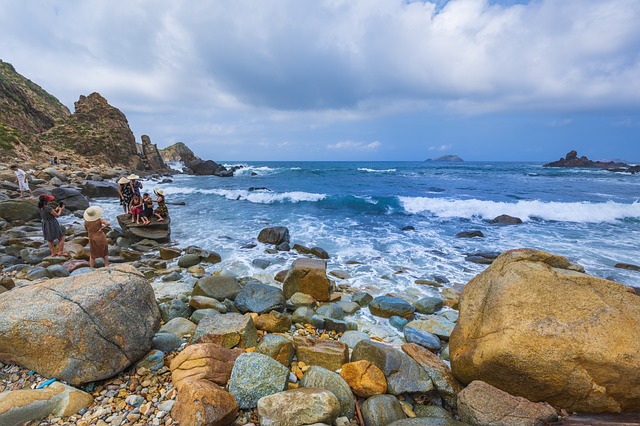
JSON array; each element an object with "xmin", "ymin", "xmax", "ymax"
[
  {"xmin": 544, "ymin": 150, "xmax": 640, "ymax": 173},
  {"xmin": 426, "ymin": 155, "xmax": 464, "ymax": 162}
]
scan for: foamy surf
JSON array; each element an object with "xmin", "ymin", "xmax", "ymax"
[{"xmin": 399, "ymin": 197, "xmax": 640, "ymax": 223}]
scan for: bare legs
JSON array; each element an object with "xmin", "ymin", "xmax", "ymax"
[{"xmin": 48, "ymin": 237, "xmax": 68, "ymax": 257}]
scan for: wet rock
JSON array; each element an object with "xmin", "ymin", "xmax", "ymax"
[
  {"xmin": 256, "ymin": 334, "xmax": 295, "ymax": 367},
  {"xmin": 404, "ymin": 327, "xmax": 441, "ymax": 352},
  {"xmin": 170, "ymin": 342, "xmax": 243, "ymax": 390},
  {"xmin": 283, "ymin": 258, "xmax": 332, "ymax": 302},
  {"xmin": 361, "ymin": 394, "xmax": 406, "ymax": 426},
  {"xmin": 151, "ymin": 332, "xmax": 183, "ymax": 353},
  {"xmin": 316, "ymin": 303, "xmax": 345, "ymax": 320},
  {"xmin": 490, "ymin": 214, "xmax": 523, "ymax": 225},
  {"xmin": 413, "ymin": 296, "xmax": 444, "ymax": 314},
  {"xmin": 234, "ymin": 282, "xmax": 286, "ymax": 314},
  {"xmin": 340, "ymin": 330, "xmax": 371, "ymax": 349},
  {"xmin": 369, "ymin": 296, "xmax": 415, "ymax": 319},
  {"xmin": 291, "ymin": 307, "xmax": 315, "ymax": 325},
  {"xmin": 389, "ymin": 315, "xmax": 409, "ymax": 331},
  {"xmin": 229, "ymin": 352, "xmax": 289, "ymax": 409},
  {"xmin": 406, "ymin": 316, "xmax": 456, "ymax": 341},
  {"xmin": 258, "ymin": 387, "xmax": 341, "ymax": 426},
  {"xmin": 456, "ymin": 230, "xmax": 484, "ymax": 238},
  {"xmin": 300, "ymin": 366, "xmax": 355, "ymax": 419},
  {"xmin": 192, "ymin": 275, "xmax": 241, "ymax": 301},
  {"xmin": 172, "ymin": 379, "xmax": 239, "ymax": 426},
  {"xmin": 339, "ymin": 360, "xmax": 387, "ymax": 398},
  {"xmin": 189, "ymin": 295, "xmax": 227, "ymax": 312},
  {"xmin": 294, "ymin": 336, "xmax": 349, "ymax": 371},
  {"xmin": 258, "ymin": 226, "xmax": 290, "ymax": 245},
  {"xmin": 403, "ymin": 343, "xmax": 463, "ymax": 409},
  {"xmin": 352, "ymin": 292, "xmax": 373, "ymax": 307},
  {"xmin": 0, "ymin": 382, "xmax": 93, "ymax": 425},
  {"xmin": 191, "ymin": 312, "xmax": 258, "ymax": 349},
  {"xmin": 254, "ymin": 310, "xmax": 292, "ymax": 333},
  {"xmin": 286, "ymin": 292, "xmax": 317, "ymax": 309},
  {"xmin": 464, "ymin": 251, "xmax": 501, "ymax": 265},
  {"xmin": 615, "ymin": 262, "xmax": 640, "ymax": 271},
  {"xmin": 159, "ymin": 247, "xmax": 181, "ymax": 260},
  {"xmin": 457, "ymin": 380, "xmax": 558, "ymax": 426},
  {"xmin": 351, "ymin": 340, "xmax": 434, "ymax": 395},
  {"xmin": 177, "ymin": 253, "xmax": 200, "ymax": 268}
]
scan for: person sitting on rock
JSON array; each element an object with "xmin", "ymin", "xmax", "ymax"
[
  {"xmin": 128, "ymin": 174, "xmax": 143, "ymax": 198},
  {"xmin": 10, "ymin": 164, "xmax": 32, "ymax": 198},
  {"xmin": 117, "ymin": 176, "xmax": 132, "ymax": 214},
  {"xmin": 38, "ymin": 194, "xmax": 67, "ymax": 257},
  {"xmin": 129, "ymin": 194, "xmax": 146, "ymax": 225},
  {"xmin": 141, "ymin": 192, "xmax": 154, "ymax": 225},
  {"xmin": 83, "ymin": 206, "xmax": 110, "ymax": 268},
  {"xmin": 153, "ymin": 189, "xmax": 168, "ymax": 222}
]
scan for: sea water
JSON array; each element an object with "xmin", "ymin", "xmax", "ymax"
[{"xmin": 97, "ymin": 161, "xmax": 640, "ymax": 297}]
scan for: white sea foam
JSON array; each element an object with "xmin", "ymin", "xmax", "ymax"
[
  {"xmin": 226, "ymin": 164, "xmax": 281, "ymax": 176},
  {"xmin": 358, "ymin": 168, "xmax": 397, "ymax": 173},
  {"xmin": 158, "ymin": 185, "xmax": 325, "ymax": 204},
  {"xmin": 399, "ymin": 197, "xmax": 640, "ymax": 223}
]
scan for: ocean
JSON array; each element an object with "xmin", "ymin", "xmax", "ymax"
[{"xmin": 98, "ymin": 161, "xmax": 640, "ymax": 297}]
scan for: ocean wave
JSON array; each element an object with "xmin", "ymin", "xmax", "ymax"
[
  {"xmin": 225, "ymin": 164, "xmax": 281, "ymax": 176},
  {"xmin": 399, "ymin": 197, "xmax": 640, "ymax": 223},
  {"xmin": 358, "ymin": 168, "xmax": 397, "ymax": 173}
]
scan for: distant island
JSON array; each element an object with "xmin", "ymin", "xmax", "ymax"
[
  {"xmin": 426, "ymin": 155, "xmax": 464, "ymax": 162},
  {"xmin": 544, "ymin": 150, "xmax": 639, "ymax": 173}
]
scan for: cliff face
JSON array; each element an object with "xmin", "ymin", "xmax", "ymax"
[
  {"xmin": 38, "ymin": 92, "xmax": 141, "ymax": 168},
  {"xmin": 0, "ymin": 60, "xmax": 70, "ymax": 153}
]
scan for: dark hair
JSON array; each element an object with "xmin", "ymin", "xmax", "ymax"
[
  {"xmin": 143, "ymin": 192, "xmax": 149, "ymax": 196},
  {"xmin": 10, "ymin": 165, "xmax": 17, "ymax": 170},
  {"xmin": 38, "ymin": 194, "xmax": 48, "ymax": 209}
]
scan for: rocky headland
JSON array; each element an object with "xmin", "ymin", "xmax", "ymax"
[
  {"xmin": 160, "ymin": 142, "xmax": 241, "ymax": 177},
  {"xmin": 544, "ymin": 150, "xmax": 640, "ymax": 173}
]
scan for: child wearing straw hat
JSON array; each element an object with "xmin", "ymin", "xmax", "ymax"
[
  {"xmin": 83, "ymin": 206, "xmax": 110, "ymax": 268},
  {"xmin": 153, "ymin": 189, "xmax": 168, "ymax": 222}
]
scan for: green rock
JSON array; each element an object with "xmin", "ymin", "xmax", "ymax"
[
  {"xmin": 229, "ymin": 352, "xmax": 289, "ymax": 409},
  {"xmin": 300, "ymin": 366, "xmax": 355, "ymax": 419}
]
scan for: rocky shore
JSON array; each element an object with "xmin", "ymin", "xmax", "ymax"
[{"xmin": 1, "ymin": 161, "xmax": 639, "ymax": 426}]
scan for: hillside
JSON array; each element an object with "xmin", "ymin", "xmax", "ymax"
[{"xmin": 0, "ymin": 60, "xmax": 70, "ymax": 155}]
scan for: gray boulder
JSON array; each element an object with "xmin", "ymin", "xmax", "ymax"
[
  {"xmin": 361, "ymin": 394, "xmax": 406, "ymax": 426},
  {"xmin": 300, "ymin": 366, "xmax": 355, "ymax": 420},
  {"xmin": 234, "ymin": 282, "xmax": 286, "ymax": 314},
  {"xmin": 81, "ymin": 180, "xmax": 119, "ymax": 198},
  {"xmin": 192, "ymin": 275, "xmax": 241, "ymax": 301},
  {"xmin": 229, "ymin": 352, "xmax": 289, "ymax": 409},
  {"xmin": 0, "ymin": 265, "xmax": 160, "ymax": 385}
]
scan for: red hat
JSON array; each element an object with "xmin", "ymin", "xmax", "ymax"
[{"xmin": 41, "ymin": 194, "xmax": 55, "ymax": 202}]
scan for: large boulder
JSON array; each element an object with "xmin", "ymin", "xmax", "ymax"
[
  {"xmin": 257, "ymin": 388, "xmax": 341, "ymax": 426},
  {"xmin": 81, "ymin": 180, "xmax": 120, "ymax": 198},
  {"xmin": 51, "ymin": 187, "xmax": 90, "ymax": 211},
  {"xmin": 0, "ymin": 200, "xmax": 39, "ymax": 222},
  {"xmin": 234, "ymin": 282, "xmax": 286, "ymax": 314},
  {"xmin": 117, "ymin": 214, "xmax": 171, "ymax": 243},
  {"xmin": 283, "ymin": 258, "xmax": 332, "ymax": 302},
  {"xmin": 171, "ymin": 379, "xmax": 238, "ymax": 426},
  {"xmin": 0, "ymin": 265, "xmax": 160, "ymax": 385},
  {"xmin": 170, "ymin": 343, "xmax": 243, "ymax": 390},
  {"xmin": 450, "ymin": 248, "xmax": 640, "ymax": 413},
  {"xmin": 258, "ymin": 226, "xmax": 290, "ymax": 246}
]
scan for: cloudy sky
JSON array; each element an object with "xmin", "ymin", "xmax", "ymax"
[{"xmin": 2, "ymin": 0, "xmax": 639, "ymax": 161}]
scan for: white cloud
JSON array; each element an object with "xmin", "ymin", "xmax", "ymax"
[
  {"xmin": 326, "ymin": 140, "xmax": 382, "ymax": 151},
  {"xmin": 428, "ymin": 144, "xmax": 453, "ymax": 151}
]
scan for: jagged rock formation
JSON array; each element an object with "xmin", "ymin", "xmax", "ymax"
[
  {"xmin": 38, "ymin": 92, "xmax": 141, "ymax": 168},
  {"xmin": 139, "ymin": 135, "xmax": 167, "ymax": 171},
  {"xmin": 0, "ymin": 60, "xmax": 70, "ymax": 155},
  {"xmin": 160, "ymin": 142, "xmax": 238, "ymax": 177},
  {"xmin": 544, "ymin": 150, "xmax": 628, "ymax": 169}
]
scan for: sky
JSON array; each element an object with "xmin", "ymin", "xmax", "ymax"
[{"xmin": 1, "ymin": 0, "xmax": 639, "ymax": 162}]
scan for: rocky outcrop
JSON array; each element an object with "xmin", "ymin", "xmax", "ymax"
[
  {"xmin": 450, "ymin": 248, "xmax": 640, "ymax": 413},
  {"xmin": 38, "ymin": 93, "xmax": 141, "ymax": 168},
  {"xmin": 544, "ymin": 150, "xmax": 628, "ymax": 170},
  {"xmin": 139, "ymin": 135, "xmax": 168, "ymax": 171},
  {"xmin": 0, "ymin": 265, "xmax": 161, "ymax": 385},
  {"xmin": 117, "ymin": 214, "xmax": 171, "ymax": 243},
  {"xmin": 159, "ymin": 141, "xmax": 238, "ymax": 176}
]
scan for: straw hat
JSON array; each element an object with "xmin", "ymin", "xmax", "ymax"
[
  {"xmin": 155, "ymin": 189, "xmax": 165, "ymax": 196},
  {"xmin": 83, "ymin": 206, "xmax": 103, "ymax": 222},
  {"xmin": 127, "ymin": 174, "xmax": 140, "ymax": 180},
  {"xmin": 117, "ymin": 177, "xmax": 130, "ymax": 184}
]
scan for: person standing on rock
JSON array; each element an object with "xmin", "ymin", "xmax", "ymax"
[
  {"xmin": 83, "ymin": 206, "xmax": 110, "ymax": 268},
  {"xmin": 38, "ymin": 194, "xmax": 67, "ymax": 257},
  {"xmin": 117, "ymin": 176, "xmax": 132, "ymax": 214},
  {"xmin": 153, "ymin": 189, "xmax": 168, "ymax": 222},
  {"xmin": 10, "ymin": 164, "xmax": 33, "ymax": 198},
  {"xmin": 128, "ymin": 174, "xmax": 143, "ymax": 197}
]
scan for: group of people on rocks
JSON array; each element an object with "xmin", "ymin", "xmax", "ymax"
[
  {"xmin": 117, "ymin": 174, "xmax": 168, "ymax": 225},
  {"xmin": 21, "ymin": 169, "xmax": 169, "ymax": 268}
]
